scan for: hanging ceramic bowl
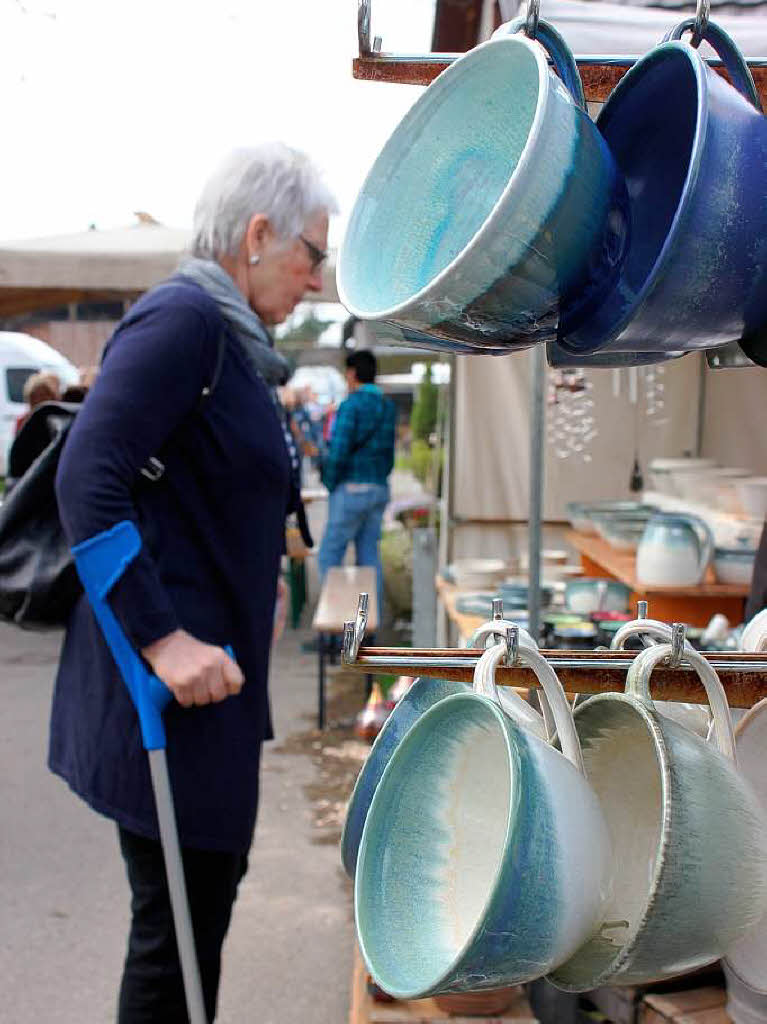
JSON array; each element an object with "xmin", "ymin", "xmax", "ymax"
[
  {"xmin": 548, "ymin": 643, "xmax": 767, "ymax": 991},
  {"xmin": 355, "ymin": 641, "xmax": 612, "ymax": 998},
  {"xmin": 337, "ymin": 20, "xmax": 629, "ymax": 351}
]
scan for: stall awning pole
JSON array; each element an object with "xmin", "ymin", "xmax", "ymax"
[{"xmin": 528, "ymin": 346, "xmax": 546, "ymax": 640}]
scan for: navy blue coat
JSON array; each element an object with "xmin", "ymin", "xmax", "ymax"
[{"xmin": 49, "ymin": 279, "xmax": 290, "ymax": 852}]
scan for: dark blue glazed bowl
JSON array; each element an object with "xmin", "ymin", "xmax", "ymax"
[{"xmin": 558, "ymin": 27, "xmax": 767, "ymax": 357}]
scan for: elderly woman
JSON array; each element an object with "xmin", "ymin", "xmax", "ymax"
[{"xmin": 50, "ymin": 144, "xmax": 336, "ymax": 1023}]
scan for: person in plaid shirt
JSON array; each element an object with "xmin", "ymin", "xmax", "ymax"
[{"xmin": 319, "ymin": 350, "xmax": 396, "ymax": 620}]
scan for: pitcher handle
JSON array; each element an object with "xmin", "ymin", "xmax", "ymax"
[
  {"xmin": 473, "ymin": 641, "xmax": 585, "ymax": 774},
  {"xmin": 467, "ymin": 620, "xmax": 554, "ymax": 739},
  {"xmin": 610, "ymin": 617, "xmax": 696, "ymax": 652},
  {"xmin": 686, "ymin": 514, "xmax": 715, "ymax": 582},
  {"xmin": 502, "ymin": 16, "xmax": 587, "ymax": 112},
  {"xmin": 664, "ymin": 19, "xmax": 762, "ymax": 112},
  {"xmin": 625, "ymin": 642, "xmax": 737, "ymax": 762}
]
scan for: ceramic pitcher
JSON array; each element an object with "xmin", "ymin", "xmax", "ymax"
[
  {"xmin": 354, "ymin": 641, "xmax": 612, "ymax": 999},
  {"xmin": 636, "ymin": 513, "xmax": 713, "ymax": 587},
  {"xmin": 340, "ymin": 618, "xmax": 541, "ymax": 878},
  {"xmin": 548, "ymin": 642, "xmax": 767, "ymax": 991},
  {"xmin": 337, "ymin": 20, "xmax": 629, "ymax": 351},
  {"xmin": 556, "ymin": 21, "xmax": 767, "ymax": 359}
]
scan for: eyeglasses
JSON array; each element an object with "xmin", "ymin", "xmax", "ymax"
[{"xmin": 299, "ymin": 235, "xmax": 328, "ymax": 272}]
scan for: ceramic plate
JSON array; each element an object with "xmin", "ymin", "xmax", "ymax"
[{"xmin": 724, "ymin": 698, "xmax": 767, "ymax": 993}]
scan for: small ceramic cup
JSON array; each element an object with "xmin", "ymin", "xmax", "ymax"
[
  {"xmin": 340, "ymin": 617, "xmax": 541, "ymax": 879},
  {"xmin": 609, "ymin": 618, "xmax": 711, "ymax": 738},
  {"xmin": 548, "ymin": 643, "xmax": 767, "ymax": 992},
  {"xmin": 354, "ymin": 641, "xmax": 612, "ymax": 999}
]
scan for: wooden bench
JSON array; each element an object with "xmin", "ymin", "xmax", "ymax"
[{"xmin": 312, "ymin": 566, "xmax": 379, "ymax": 728}]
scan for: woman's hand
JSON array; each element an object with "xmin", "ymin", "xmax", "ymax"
[{"xmin": 141, "ymin": 629, "xmax": 244, "ymax": 707}]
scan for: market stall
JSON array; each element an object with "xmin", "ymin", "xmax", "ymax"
[{"xmin": 338, "ymin": 1, "xmax": 767, "ymax": 1021}]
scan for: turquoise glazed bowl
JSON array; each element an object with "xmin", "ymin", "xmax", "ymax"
[
  {"xmin": 342, "ymin": 620, "xmax": 543, "ymax": 879},
  {"xmin": 549, "ymin": 643, "xmax": 767, "ymax": 991},
  {"xmin": 355, "ymin": 644, "xmax": 612, "ymax": 998},
  {"xmin": 341, "ymin": 676, "xmax": 467, "ymax": 878},
  {"xmin": 337, "ymin": 26, "xmax": 629, "ymax": 351}
]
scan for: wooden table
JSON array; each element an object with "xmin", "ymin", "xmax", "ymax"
[
  {"xmin": 312, "ymin": 566, "xmax": 378, "ymax": 728},
  {"xmin": 566, "ymin": 530, "xmax": 749, "ymax": 628},
  {"xmin": 434, "ymin": 575, "xmax": 488, "ymax": 642}
]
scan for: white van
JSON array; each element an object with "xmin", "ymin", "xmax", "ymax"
[{"xmin": 0, "ymin": 331, "xmax": 80, "ymax": 476}]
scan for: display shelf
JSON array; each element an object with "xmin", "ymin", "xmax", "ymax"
[{"xmin": 566, "ymin": 530, "xmax": 748, "ymax": 627}]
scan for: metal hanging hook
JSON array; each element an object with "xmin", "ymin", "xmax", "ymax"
[
  {"xmin": 524, "ymin": 0, "xmax": 540, "ymax": 40},
  {"xmin": 505, "ymin": 625, "xmax": 520, "ymax": 667},
  {"xmin": 667, "ymin": 622, "xmax": 687, "ymax": 669},
  {"xmin": 691, "ymin": 0, "xmax": 710, "ymax": 48},
  {"xmin": 343, "ymin": 593, "xmax": 370, "ymax": 664},
  {"xmin": 358, "ymin": 0, "xmax": 372, "ymax": 56}
]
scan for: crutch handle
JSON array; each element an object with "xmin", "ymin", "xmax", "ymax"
[{"xmin": 73, "ymin": 519, "xmax": 235, "ymax": 751}]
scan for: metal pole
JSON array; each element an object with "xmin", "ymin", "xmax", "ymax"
[
  {"xmin": 148, "ymin": 751, "xmax": 207, "ymax": 1024},
  {"xmin": 528, "ymin": 346, "xmax": 546, "ymax": 641}
]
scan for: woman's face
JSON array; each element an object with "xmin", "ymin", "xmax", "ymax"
[{"xmin": 248, "ymin": 210, "xmax": 329, "ymax": 325}]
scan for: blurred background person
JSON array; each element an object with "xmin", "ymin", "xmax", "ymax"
[{"xmin": 318, "ymin": 350, "xmax": 396, "ymax": 622}]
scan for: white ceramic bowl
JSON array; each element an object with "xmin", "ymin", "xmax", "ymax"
[
  {"xmin": 648, "ymin": 458, "xmax": 716, "ymax": 497},
  {"xmin": 674, "ymin": 467, "xmax": 749, "ymax": 506},
  {"xmin": 452, "ymin": 558, "xmax": 508, "ymax": 590},
  {"xmin": 736, "ymin": 478, "xmax": 767, "ymax": 521},
  {"xmin": 714, "ymin": 548, "xmax": 757, "ymax": 586}
]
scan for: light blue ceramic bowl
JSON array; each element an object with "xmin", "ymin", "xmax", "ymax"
[
  {"xmin": 342, "ymin": 621, "xmax": 542, "ymax": 879},
  {"xmin": 337, "ymin": 27, "xmax": 629, "ymax": 351},
  {"xmin": 565, "ymin": 578, "xmax": 631, "ymax": 615},
  {"xmin": 355, "ymin": 644, "xmax": 612, "ymax": 999},
  {"xmin": 340, "ymin": 677, "xmax": 467, "ymax": 879}
]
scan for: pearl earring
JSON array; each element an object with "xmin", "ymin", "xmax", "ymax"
[{"xmin": 249, "ymin": 254, "xmax": 260, "ymax": 266}]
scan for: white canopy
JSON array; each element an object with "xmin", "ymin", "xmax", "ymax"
[{"xmin": 0, "ymin": 217, "xmax": 339, "ymax": 317}]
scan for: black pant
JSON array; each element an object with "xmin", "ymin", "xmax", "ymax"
[{"xmin": 117, "ymin": 827, "xmax": 248, "ymax": 1023}]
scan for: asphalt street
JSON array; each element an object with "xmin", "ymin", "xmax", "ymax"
[{"xmin": 0, "ymin": 621, "xmax": 354, "ymax": 1023}]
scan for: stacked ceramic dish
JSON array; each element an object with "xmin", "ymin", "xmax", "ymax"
[{"xmin": 566, "ymin": 501, "xmax": 657, "ymax": 539}]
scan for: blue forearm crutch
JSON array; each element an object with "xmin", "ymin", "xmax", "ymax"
[{"xmin": 73, "ymin": 519, "xmax": 218, "ymax": 1024}]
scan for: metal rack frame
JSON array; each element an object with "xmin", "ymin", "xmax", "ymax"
[
  {"xmin": 354, "ymin": 0, "xmax": 767, "ymax": 105},
  {"xmin": 342, "ymin": 595, "xmax": 767, "ymax": 709}
]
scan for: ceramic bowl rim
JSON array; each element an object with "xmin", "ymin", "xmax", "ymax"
[
  {"xmin": 341, "ymin": 676, "xmax": 466, "ymax": 877},
  {"xmin": 337, "ymin": 34, "xmax": 552, "ymax": 321},
  {"xmin": 549, "ymin": 692, "xmax": 672, "ymax": 991},
  {"xmin": 354, "ymin": 691, "xmax": 522, "ymax": 1000}
]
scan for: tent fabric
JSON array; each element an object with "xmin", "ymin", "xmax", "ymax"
[
  {"xmin": 0, "ymin": 220, "xmax": 339, "ymax": 317},
  {"xmin": 497, "ymin": 0, "xmax": 767, "ymax": 56}
]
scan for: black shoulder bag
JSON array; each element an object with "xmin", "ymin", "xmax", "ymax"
[{"xmin": 0, "ymin": 330, "xmax": 227, "ymax": 629}]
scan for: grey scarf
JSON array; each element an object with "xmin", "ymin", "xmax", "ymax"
[{"xmin": 178, "ymin": 256, "xmax": 291, "ymax": 386}]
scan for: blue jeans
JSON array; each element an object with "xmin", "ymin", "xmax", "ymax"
[{"xmin": 318, "ymin": 482, "xmax": 389, "ymax": 620}]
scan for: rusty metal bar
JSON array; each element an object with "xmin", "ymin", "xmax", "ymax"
[
  {"xmin": 345, "ymin": 646, "xmax": 767, "ymax": 708},
  {"xmin": 352, "ymin": 56, "xmax": 767, "ymax": 107}
]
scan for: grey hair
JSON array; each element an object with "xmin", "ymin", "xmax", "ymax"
[{"xmin": 191, "ymin": 143, "xmax": 338, "ymax": 259}]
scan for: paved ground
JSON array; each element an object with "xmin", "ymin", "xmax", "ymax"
[{"xmin": 0, "ymin": 620, "xmax": 356, "ymax": 1023}]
